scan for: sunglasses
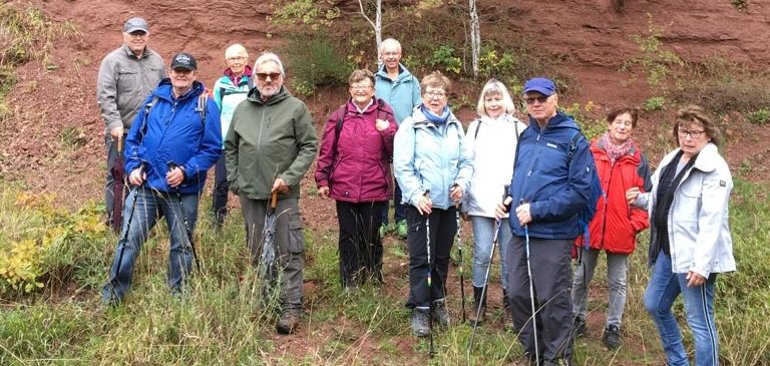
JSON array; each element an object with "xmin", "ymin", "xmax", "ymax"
[
  {"xmin": 256, "ymin": 72, "xmax": 281, "ymax": 81},
  {"xmin": 523, "ymin": 95, "xmax": 550, "ymax": 105}
]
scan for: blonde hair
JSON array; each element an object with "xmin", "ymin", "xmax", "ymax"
[
  {"xmin": 420, "ymin": 71, "xmax": 451, "ymax": 94},
  {"xmin": 476, "ymin": 79, "xmax": 515, "ymax": 117}
]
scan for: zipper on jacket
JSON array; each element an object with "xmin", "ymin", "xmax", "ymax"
[
  {"xmin": 256, "ymin": 108, "xmax": 266, "ymax": 152},
  {"xmin": 598, "ymin": 160, "xmax": 614, "ymax": 250}
]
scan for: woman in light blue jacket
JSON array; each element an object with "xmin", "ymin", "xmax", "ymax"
[
  {"xmin": 627, "ymin": 105, "xmax": 735, "ymax": 366},
  {"xmin": 394, "ymin": 71, "xmax": 473, "ymax": 337},
  {"xmin": 210, "ymin": 44, "xmax": 253, "ymax": 228}
]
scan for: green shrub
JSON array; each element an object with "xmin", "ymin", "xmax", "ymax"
[
  {"xmin": 643, "ymin": 96, "xmax": 666, "ymax": 111},
  {"xmin": 280, "ymin": 32, "xmax": 352, "ymax": 97},
  {"xmin": 747, "ymin": 108, "xmax": 770, "ymax": 125},
  {"xmin": 621, "ymin": 14, "xmax": 683, "ymax": 88},
  {"xmin": 430, "ymin": 45, "xmax": 462, "ymax": 75}
]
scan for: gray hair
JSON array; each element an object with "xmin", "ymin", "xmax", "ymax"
[
  {"xmin": 225, "ymin": 43, "xmax": 248, "ymax": 59},
  {"xmin": 253, "ymin": 52, "xmax": 285, "ymax": 77},
  {"xmin": 476, "ymin": 79, "xmax": 516, "ymax": 117},
  {"xmin": 379, "ymin": 38, "xmax": 402, "ymax": 54}
]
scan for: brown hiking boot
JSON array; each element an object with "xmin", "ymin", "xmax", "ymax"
[{"xmin": 276, "ymin": 308, "xmax": 301, "ymax": 334}]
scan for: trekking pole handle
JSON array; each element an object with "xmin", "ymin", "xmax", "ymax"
[
  {"xmin": 270, "ymin": 191, "xmax": 278, "ymax": 209},
  {"xmin": 116, "ymin": 135, "xmax": 124, "ymax": 154}
]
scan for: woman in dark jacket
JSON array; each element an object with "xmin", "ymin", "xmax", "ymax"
[
  {"xmin": 315, "ymin": 69, "xmax": 398, "ymax": 289},
  {"xmin": 571, "ymin": 107, "xmax": 652, "ymax": 350}
]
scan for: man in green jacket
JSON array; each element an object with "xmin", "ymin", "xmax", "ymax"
[{"xmin": 225, "ymin": 52, "xmax": 318, "ymax": 335}]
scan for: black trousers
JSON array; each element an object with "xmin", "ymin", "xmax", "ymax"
[
  {"xmin": 405, "ymin": 205, "xmax": 457, "ymax": 309},
  {"xmin": 211, "ymin": 155, "xmax": 228, "ymax": 224},
  {"xmin": 506, "ymin": 236, "xmax": 574, "ymax": 362},
  {"xmin": 336, "ymin": 201, "xmax": 386, "ymax": 286}
]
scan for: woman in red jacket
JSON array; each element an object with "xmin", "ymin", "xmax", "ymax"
[
  {"xmin": 571, "ymin": 107, "xmax": 652, "ymax": 349},
  {"xmin": 315, "ymin": 69, "xmax": 398, "ymax": 290}
]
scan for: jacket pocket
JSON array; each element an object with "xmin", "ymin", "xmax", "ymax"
[{"xmin": 288, "ymin": 211, "xmax": 305, "ymax": 254}]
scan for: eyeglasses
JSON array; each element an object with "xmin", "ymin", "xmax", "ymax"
[
  {"xmin": 382, "ymin": 51, "xmax": 400, "ymax": 57},
  {"xmin": 227, "ymin": 56, "xmax": 247, "ymax": 61},
  {"xmin": 256, "ymin": 72, "xmax": 281, "ymax": 81},
  {"xmin": 523, "ymin": 95, "xmax": 550, "ymax": 105},
  {"xmin": 425, "ymin": 91, "xmax": 446, "ymax": 99},
  {"xmin": 677, "ymin": 129, "xmax": 706, "ymax": 139},
  {"xmin": 350, "ymin": 84, "xmax": 372, "ymax": 91},
  {"xmin": 127, "ymin": 31, "xmax": 148, "ymax": 38}
]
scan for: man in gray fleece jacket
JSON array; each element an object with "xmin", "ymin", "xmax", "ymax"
[{"xmin": 96, "ymin": 17, "xmax": 165, "ymax": 227}]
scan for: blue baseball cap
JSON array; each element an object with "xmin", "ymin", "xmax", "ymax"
[{"xmin": 523, "ymin": 77, "xmax": 556, "ymax": 96}]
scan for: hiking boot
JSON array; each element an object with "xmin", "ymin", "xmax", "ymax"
[
  {"xmin": 603, "ymin": 324, "xmax": 622, "ymax": 349},
  {"xmin": 276, "ymin": 308, "xmax": 301, "ymax": 334},
  {"xmin": 411, "ymin": 308, "xmax": 430, "ymax": 337},
  {"xmin": 432, "ymin": 299, "xmax": 450, "ymax": 327},
  {"xmin": 396, "ymin": 220, "xmax": 408, "ymax": 239},
  {"xmin": 574, "ymin": 315, "xmax": 586, "ymax": 337},
  {"xmin": 469, "ymin": 286, "xmax": 486, "ymax": 325}
]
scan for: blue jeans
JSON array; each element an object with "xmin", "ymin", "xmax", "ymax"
[
  {"xmin": 644, "ymin": 252, "xmax": 719, "ymax": 366},
  {"xmin": 470, "ymin": 215, "xmax": 511, "ymax": 290},
  {"xmin": 102, "ymin": 187, "xmax": 198, "ymax": 302}
]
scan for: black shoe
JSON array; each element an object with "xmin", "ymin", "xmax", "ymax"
[
  {"xmin": 276, "ymin": 308, "xmax": 301, "ymax": 334},
  {"xmin": 432, "ymin": 299, "xmax": 450, "ymax": 327},
  {"xmin": 603, "ymin": 324, "xmax": 622, "ymax": 349},
  {"xmin": 574, "ymin": 315, "xmax": 586, "ymax": 337},
  {"xmin": 411, "ymin": 308, "xmax": 430, "ymax": 337}
]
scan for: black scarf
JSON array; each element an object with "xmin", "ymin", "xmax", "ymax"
[{"xmin": 652, "ymin": 150, "xmax": 698, "ymax": 258}]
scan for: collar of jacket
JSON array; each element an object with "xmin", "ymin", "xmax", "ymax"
[
  {"xmin": 527, "ymin": 110, "xmax": 578, "ymax": 133},
  {"xmin": 595, "ymin": 136, "xmax": 640, "ymax": 156},
  {"xmin": 153, "ymin": 78, "xmax": 204, "ymax": 102},
  {"xmin": 121, "ymin": 43, "xmax": 148, "ymax": 59},
  {"xmin": 376, "ymin": 63, "xmax": 413, "ymax": 82},
  {"xmin": 411, "ymin": 107, "xmax": 461, "ymax": 130},
  {"xmin": 246, "ymin": 85, "xmax": 290, "ymax": 106},
  {"xmin": 224, "ymin": 65, "xmax": 253, "ymax": 84},
  {"xmin": 661, "ymin": 143, "xmax": 720, "ymax": 174}
]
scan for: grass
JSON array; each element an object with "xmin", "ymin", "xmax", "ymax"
[{"xmin": 1, "ymin": 178, "xmax": 769, "ymax": 365}]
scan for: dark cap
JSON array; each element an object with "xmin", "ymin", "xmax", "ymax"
[
  {"xmin": 123, "ymin": 17, "xmax": 149, "ymax": 33},
  {"xmin": 523, "ymin": 77, "xmax": 557, "ymax": 96},
  {"xmin": 170, "ymin": 52, "xmax": 197, "ymax": 71}
]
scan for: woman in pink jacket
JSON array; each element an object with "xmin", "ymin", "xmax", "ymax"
[{"xmin": 315, "ymin": 69, "xmax": 398, "ymax": 289}]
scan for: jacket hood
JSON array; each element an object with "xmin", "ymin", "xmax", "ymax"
[
  {"xmin": 246, "ymin": 84, "xmax": 291, "ymax": 106},
  {"xmin": 152, "ymin": 79, "xmax": 205, "ymax": 102}
]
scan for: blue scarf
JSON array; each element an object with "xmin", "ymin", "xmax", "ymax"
[{"xmin": 420, "ymin": 104, "xmax": 450, "ymax": 124}]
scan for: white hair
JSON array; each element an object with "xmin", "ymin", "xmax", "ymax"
[
  {"xmin": 253, "ymin": 52, "xmax": 285, "ymax": 76},
  {"xmin": 379, "ymin": 38, "xmax": 402, "ymax": 55},
  {"xmin": 225, "ymin": 43, "xmax": 248, "ymax": 59}
]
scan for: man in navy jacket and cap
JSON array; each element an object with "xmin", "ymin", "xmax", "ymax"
[
  {"xmin": 102, "ymin": 52, "xmax": 221, "ymax": 305},
  {"xmin": 497, "ymin": 77, "xmax": 593, "ymax": 366}
]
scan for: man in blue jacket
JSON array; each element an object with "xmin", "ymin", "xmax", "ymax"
[
  {"xmin": 497, "ymin": 78, "xmax": 593, "ymax": 366},
  {"xmin": 102, "ymin": 52, "xmax": 222, "ymax": 305}
]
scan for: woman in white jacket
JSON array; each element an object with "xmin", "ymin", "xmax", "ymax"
[
  {"xmin": 463, "ymin": 79, "xmax": 527, "ymax": 325},
  {"xmin": 627, "ymin": 105, "xmax": 735, "ymax": 366}
]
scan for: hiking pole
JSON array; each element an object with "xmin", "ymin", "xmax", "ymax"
[
  {"xmin": 109, "ymin": 165, "xmax": 143, "ymax": 303},
  {"xmin": 452, "ymin": 184, "xmax": 466, "ymax": 323},
  {"xmin": 167, "ymin": 161, "xmax": 201, "ymax": 272},
  {"xmin": 524, "ymin": 219, "xmax": 539, "ymax": 366},
  {"xmin": 467, "ymin": 186, "xmax": 508, "ymax": 364},
  {"xmin": 424, "ymin": 190, "xmax": 435, "ymax": 358}
]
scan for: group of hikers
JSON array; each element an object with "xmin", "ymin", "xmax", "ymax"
[{"xmin": 96, "ymin": 17, "xmax": 736, "ymax": 366}]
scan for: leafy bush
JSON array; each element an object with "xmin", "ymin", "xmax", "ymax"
[
  {"xmin": 280, "ymin": 32, "xmax": 352, "ymax": 97},
  {"xmin": 747, "ymin": 108, "xmax": 770, "ymax": 125},
  {"xmin": 643, "ymin": 96, "xmax": 666, "ymax": 111},
  {"xmin": 430, "ymin": 45, "xmax": 462, "ymax": 75},
  {"xmin": 0, "ymin": 186, "xmax": 106, "ymax": 295}
]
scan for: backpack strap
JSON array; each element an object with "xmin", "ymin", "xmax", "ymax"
[
  {"xmin": 139, "ymin": 95, "xmax": 160, "ymax": 140},
  {"xmin": 331, "ymin": 105, "xmax": 348, "ymax": 163}
]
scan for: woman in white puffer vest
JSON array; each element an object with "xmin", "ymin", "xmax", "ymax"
[{"xmin": 463, "ymin": 79, "xmax": 527, "ymax": 325}]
